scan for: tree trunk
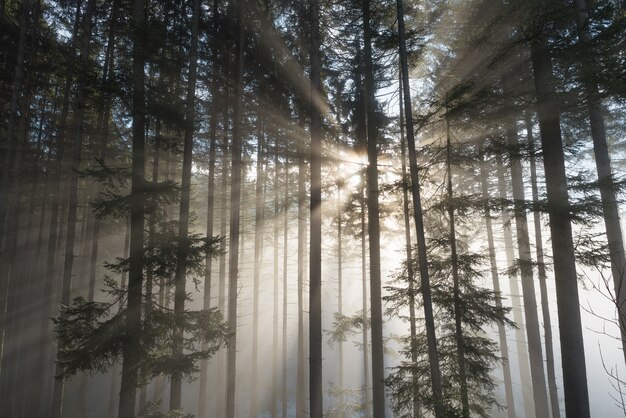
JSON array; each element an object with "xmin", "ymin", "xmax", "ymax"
[
  {"xmin": 361, "ymin": 177, "xmax": 371, "ymax": 418},
  {"xmin": 296, "ymin": 108, "xmax": 306, "ymax": 418},
  {"xmin": 445, "ymin": 115, "xmax": 469, "ymax": 417},
  {"xmin": 38, "ymin": 4, "xmax": 83, "ymax": 407},
  {"xmin": 361, "ymin": 1, "xmax": 385, "ymax": 415},
  {"xmin": 480, "ymin": 151, "xmax": 516, "ymax": 418},
  {"xmin": 501, "ymin": 69, "xmax": 550, "ymax": 418},
  {"xmin": 337, "ymin": 183, "xmax": 344, "ymax": 410},
  {"xmin": 273, "ymin": 149, "xmax": 280, "ymax": 418},
  {"xmin": 496, "ymin": 157, "xmax": 534, "ymax": 417},
  {"xmin": 399, "ymin": 74, "xmax": 420, "ymax": 417},
  {"xmin": 0, "ymin": 0, "xmax": 29, "ymax": 239},
  {"xmin": 226, "ymin": 3, "xmax": 244, "ymax": 416},
  {"xmin": 282, "ymin": 154, "xmax": 289, "ymax": 418},
  {"xmin": 396, "ymin": 1, "xmax": 445, "ymax": 416},
  {"xmin": 249, "ymin": 112, "xmax": 265, "ymax": 418},
  {"xmin": 217, "ymin": 89, "xmax": 230, "ymax": 416},
  {"xmin": 169, "ymin": 0, "xmax": 200, "ymax": 409},
  {"xmin": 529, "ymin": 31, "xmax": 590, "ymax": 418},
  {"xmin": 574, "ymin": 0, "xmax": 626, "ymax": 364},
  {"xmin": 118, "ymin": 0, "xmax": 147, "ymax": 414},
  {"xmin": 526, "ymin": 112, "xmax": 561, "ymax": 418},
  {"xmin": 199, "ymin": 4, "xmax": 221, "ymax": 417},
  {"xmin": 88, "ymin": 0, "xmax": 120, "ymax": 304},
  {"xmin": 309, "ymin": 0, "xmax": 323, "ymax": 415},
  {"xmin": 51, "ymin": 0, "xmax": 97, "ymax": 414},
  {"xmin": 108, "ymin": 218, "xmax": 131, "ymax": 417}
]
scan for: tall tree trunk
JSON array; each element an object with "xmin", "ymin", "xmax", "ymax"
[
  {"xmin": 396, "ymin": 1, "xmax": 445, "ymax": 416},
  {"xmin": 530, "ymin": 30, "xmax": 590, "ymax": 418},
  {"xmin": 296, "ymin": 108, "xmax": 306, "ymax": 418},
  {"xmin": 574, "ymin": 0, "xmax": 626, "ymax": 363},
  {"xmin": 361, "ymin": 1, "xmax": 385, "ymax": 415},
  {"xmin": 282, "ymin": 155, "xmax": 289, "ymax": 418},
  {"xmin": 0, "ymin": 0, "xmax": 29, "ymax": 239},
  {"xmin": 118, "ymin": 0, "xmax": 147, "ymax": 414},
  {"xmin": 445, "ymin": 115, "xmax": 469, "ymax": 417},
  {"xmin": 226, "ymin": 3, "xmax": 244, "ymax": 416},
  {"xmin": 108, "ymin": 218, "xmax": 131, "ymax": 417},
  {"xmin": 217, "ymin": 93, "xmax": 230, "ymax": 416},
  {"xmin": 170, "ymin": 0, "xmax": 200, "ymax": 409},
  {"xmin": 496, "ymin": 157, "xmax": 534, "ymax": 417},
  {"xmin": 480, "ymin": 151, "xmax": 516, "ymax": 418},
  {"xmin": 501, "ymin": 69, "xmax": 550, "ymax": 418},
  {"xmin": 337, "ymin": 183, "xmax": 344, "ymax": 410},
  {"xmin": 399, "ymin": 74, "xmax": 420, "ymax": 417},
  {"xmin": 138, "ymin": 110, "xmax": 159, "ymax": 414},
  {"xmin": 88, "ymin": 0, "xmax": 120, "ymax": 304},
  {"xmin": 199, "ymin": 4, "xmax": 221, "ymax": 417},
  {"xmin": 309, "ymin": 0, "xmax": 323, "ymax": 416},
  {"xmin": 361, "ymin": 177, "xmax": 371, "ymax": 418},
  {"xmin": 0, "ymin": 0, "xmax": 32, "ymax": 382},
  {"xmin": 1, "ymin": 75, "xmax": 31, "ymax": 418},
  {"xmin": 249, "ymin": 114, "xmax": 265, "ymax": 418},
  {"xmin": 273, "ymin": 150, "xmax": 280, "ymax": 418},
  {"xmin": 526, "ymin": 113, "xmax": 560, "ymax": 418},
  {"xmin": 38, "ymin": 3, "xmax": 83, "ymax": 405},
  {"xmin": 51, "ymin": 0, "xmax": 97, "ymax": 414}
]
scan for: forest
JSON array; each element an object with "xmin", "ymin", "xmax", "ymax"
[{"xmin": 1, "ymin": 0, "xmax": 626, "ymax": 417}]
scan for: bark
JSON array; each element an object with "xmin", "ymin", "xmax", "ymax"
[
  {"xmin": 526, "ymin": 113, "xmax": 561, "ymax": 418},
  {"xmin": 249, "ymin": 114, "xmax": 265, "ymax": 418},
  {"xmin": 273, "ymin": 150, "xmax": 280, "ymax": 418},
  {"xmin": 396, "ymin": 1, "xmax": 445, "ymax": 415},
  {"xmin": 574, "ymin": 0, "xmax": 626, "ymax": 363},
  {"xmin": 530, "ymin": 31, "xmax": 590, "ymax": 418},
  {"xmin": 480, "ymin": 152, "xmax": 516, "ymax": 418},
  {"xmin": 217, "ymin": 89, "xmax": 230, "ymax": 415},
  {"xmin": 501, "ymin": 69, "xmax": 550, "ymax": 418},
  {"xmin": 51, "ymin": 0, "xmax": 97, "ymax": 414},
  {"xmin": 0, "ymin": 0, "xmax": 32, "ymax": 385},
  {"xmin": 138, "ymin": 115, "xmax": 160, "ymax": 415},
  {"xmin": 226, "ymin": 3, "xmax": 244, "ymax": 416},
  {"xmin": 445, "ymin": 115, "xmax": 469, "ymax": 417},
  {"xmin": 198, "ymin": 3, "xmax": 220, "ymax": 417},
  {"xmin": 0, "ymin": 0, "xmax": 29, "ymax": 239},
  {"xmin": 399, "ymin": 74, "xmax": 420, "ymax": 417},
  {"xmin": 282, "ymin": 154, "xmax": 289, "ymax": 418},
  {"xmin": 337, "ymin": 183, "xmax": 344, "ymax": 408},
  {"xmin": 118, "ymin": 0, "xmax": 147, "ymax": 414},
  {"xmin": 496, "ymin": 158, "xmax": 534, "ymax": 417},
  {"xmin": 361, "ymin": 178, "xmax": 371, "ymax": 418},
  {"xmin": 88, "ymin": 0, "xmax": 120, "ymax": 304},
  {"xmin": 361, "ymin": 1, "xmax": 385, "ymax": 415},
  {"xmin": 296, "ymin": 108, "xmax": 306, "ymax": 418},
  {"xmin": 36, "ymin": 2, "xmax": 84, "ymax": 411},
  {"xmin": 108, "ymin": 218, "xmax": 131, "ymax": 417},
  {"xmin": 0, "ymin": 74, "xmax": 31, "ymax": 418},
  {"xmin": 169, "ymin": 0, "xmax": 201, "ymax": 409},
  {"xmin": 309, "ymin": 0, "xmax": 323, "ymax": 415}
]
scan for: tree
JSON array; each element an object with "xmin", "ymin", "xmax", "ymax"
[
  {"xmin": 309, "ymin": 0, "xmax": 323, "ymax": 416},
  {"xmin": 226, "ymin": 0, "xmax": 245, "ymax": 416},
  {"xmin": 361, "ymin": 1, "xmax": 386, "ymax": 415},
  {"xmin": 51, "ymin": 1, "xmax": 97, "ymax": 415},
  {"xmin": 479, "ymin": 149, "xmax": 516, "ymax": 418},
  {"xmin": 118, "ymin": 0, "xmax": 148, "ymax": 415},
  {"xmin": 170, "ymin": 0, "xmax": 201, "ymax": 409},
  {"xmin": 529, "ymin": 13, "xmax": 590, "ymax": 417},
  {"xmin": 396, "ymin": 0, "xmax": 445, "ymax": 416},
  {"xmin": 501, "ymin": 63, "xmax": 550, "ymax": 418},
  {"xmin": 574, "ymin": 0, "xmax": 626, "ymax": 364}
]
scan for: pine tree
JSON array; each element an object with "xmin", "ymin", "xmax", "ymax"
[{"xmin": 529, "ymin": 13, "xmax": 590, "ymax": 417}]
